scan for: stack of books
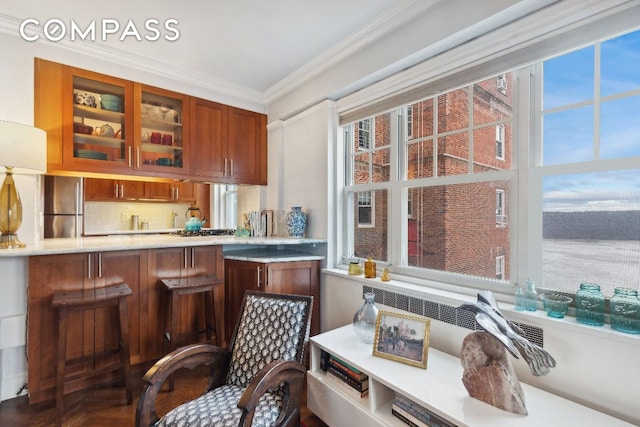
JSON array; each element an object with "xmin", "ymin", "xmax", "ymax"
[
  {"xmin": 391, "ymin": 392, "xmax": 457, "ymax": 427},
  {"xmin": 321, "ymin": 351, "xmax": 369, "ymax": 398}
]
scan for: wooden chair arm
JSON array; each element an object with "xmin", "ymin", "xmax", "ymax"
[
  {"xmin": 136, "ymin": 343, "xmax": 231, "ymax": 427},
  {"xmin": 237, "ymin": 360, "xmax": 306, "ymax": 427}
]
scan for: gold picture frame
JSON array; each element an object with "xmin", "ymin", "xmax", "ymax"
[{"xmin": 372, "ymin": 310, "xmax": 431, "ymax": 369}]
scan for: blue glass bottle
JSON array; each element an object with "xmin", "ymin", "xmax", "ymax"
[
  {"xmin": 514, "ymin": 285, "xmax": 526, "ymax": 311},
  {"xmin": 610, "ymin": 287, "xmax": 640, "ymax": 334},
  {"xmin": 575, "ymin": 283, "xmax": 605, "ymax": 326},
  {"xmin": 524, "ymin": 280, "xmax": 538, "ymax": 311}
]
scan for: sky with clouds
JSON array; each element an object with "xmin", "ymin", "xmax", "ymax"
[{"xmin": 542, "ymin": 29, "xmax": 640, "ymax": 212}]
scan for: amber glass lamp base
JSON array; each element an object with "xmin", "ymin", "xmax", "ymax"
[
  {"xmin": 0, "ymin": 168, "xmax": 25, "ymax": 249},
  {"xmin": 0, "ymin": 233, "xmax": 25, "ymax": 249}
]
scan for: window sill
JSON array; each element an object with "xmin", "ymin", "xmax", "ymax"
[{"xmin": 323, "ymin": 267, "xmax": 640, "ymax": 347}]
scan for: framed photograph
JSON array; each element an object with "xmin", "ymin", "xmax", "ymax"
[{"xmin": 372, "ymin": 311, "xmax": 431, "ymax": 369}]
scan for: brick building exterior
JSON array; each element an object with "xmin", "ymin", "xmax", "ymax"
[{"xmin": 352, "ymin": 74, "xmax": 513, "ymax": 280}]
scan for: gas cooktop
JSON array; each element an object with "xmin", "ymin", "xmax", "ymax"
[{"xmin": 173, "ymin": 229, "xmax": 236, "ymax": 237}]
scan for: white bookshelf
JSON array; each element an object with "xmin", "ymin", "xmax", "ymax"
[{"xmin": 307, "ymin": 325, "xmax": 633, "ymax": 427}]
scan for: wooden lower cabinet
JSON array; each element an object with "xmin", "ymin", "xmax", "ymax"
[
  {"xmin": 28, "ymin": 250, "xmax": 147, "ymax": 404},
  {"xmin": 224, "ymin": 259, "xmax": 321, "ymax": 343},
  {"xmin": 27, "ymin": 245, "xmax": 224, "ymax": 405}
]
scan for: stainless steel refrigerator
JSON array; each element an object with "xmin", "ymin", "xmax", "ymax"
[{"xmin": 43, "ymin": 176, "xmax": 84, "ymax": 238}]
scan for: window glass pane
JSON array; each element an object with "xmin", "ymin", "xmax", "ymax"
[
  {"xmin": 406, "ymin": 100, "xmax": 433, "ymax": 139},
  {"xmin": 349, "ymin": 113, "xmax": 392, "ymax": 185},
  {"xmin": 542, "ymin": 170, "xmax": 640, "ymax": 296},
  {"xmin": 542, "ymin": 106, "xmax": 593, "ymax": 165},
  {"xmin": 601, "ymin": 29, "xmax": 640, "ymax": 97},
  {"xmin": 473, "ymin": 74, "xmax": 513, "ymax": 126},
  {"xmin": 473, "ymin": 125, "xmax": 512, "ymax": 170},
  {"xmin": 543, "ymin": 46, "xmax": 594, "ymax": 110},
  {"xmin": 437, "ymin": 133, "xmax": 469, "ymax": 176},
  {"xmin": 354, "ymin": 189, "xmax": 388, "ymax": 262},
  {"xmin": 407, "ymin": 181, "xmax": 510, "ymax": 280},
  {"xmin": 600, "ymin": 96, "xmax": 640, "ymax": 159},
  {"xmin": 438, "ymin": 89, "xmax": 469, "ymax": 132},
  {"xmin": 407, "ymin": 138, "xmax": 435, "ymax": 179}
]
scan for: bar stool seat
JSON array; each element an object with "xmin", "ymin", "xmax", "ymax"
[
  {"xmin": 51, "ymin": 283, "xmax": 133, "ymax": 427},
  {"xmin": 160, "ymin": 274, "xmax": 224, "ymax": 352}
]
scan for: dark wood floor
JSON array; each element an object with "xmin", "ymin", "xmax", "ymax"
[{"xmin": 0, "ymin": 364, "xmax": 328, "ymax": 426}]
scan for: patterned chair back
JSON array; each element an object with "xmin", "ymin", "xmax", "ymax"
[{"xmin": 226, "ymin": 292, "xmax": 313, "ymax": 388}]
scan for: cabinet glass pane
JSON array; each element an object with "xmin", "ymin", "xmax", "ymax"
[
  {"xmin": 140, "ymin": 91, "xmax": 184, "ymax": 170},
  {"xmin": 73, "ymin": 76, "xmax": 127, "ymax": 164}
]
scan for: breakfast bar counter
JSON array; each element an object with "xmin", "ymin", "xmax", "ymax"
[
  {"xmin": 2, "ymin": 235, "xmax": 325, "ymax": 404},
  {"xmin": 0, "ymin": 234, "xmax": 326, "ymax": 257}
]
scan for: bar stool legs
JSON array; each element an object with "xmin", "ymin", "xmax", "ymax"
[
  {"xmin": 52, "ymin": 283, "xmax": 133, "ymax": 427},
  {"xmin": 161, "ymin": 274, "xmax": 223, "ymax": 391}
]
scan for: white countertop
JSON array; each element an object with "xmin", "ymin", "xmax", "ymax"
[
  {"xmin": 0, "ymin": 235, "xmax": 326, "ymax": 257},
  {"xmin": 224, "ymin": 248, "xmax": 325, "ymax": 262}
]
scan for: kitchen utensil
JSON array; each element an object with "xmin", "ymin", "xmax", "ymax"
[
  {"xmin": 185, "ymin": 207, "xmax": 206, "ymax": 231},
  {"xmin": 100, "ymin": 94, "xmax": 122, "ymax": 112},
  {"xmin": 96, "ymin": 123, "xmax": 115, "ymax": 138},
  {"xmin": 150, "ymin": 132, "xmax": 161, "ymax": 144},
  {"xmin": 73, "ymin": 122, "xmax": 93, "ymax": 135}
]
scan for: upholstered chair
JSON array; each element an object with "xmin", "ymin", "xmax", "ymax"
[{"xmin": 136, "ymin": 291, "xmax": 313, "ymax": 427}]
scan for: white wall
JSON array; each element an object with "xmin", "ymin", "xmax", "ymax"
[{"xmin": 266, "ymin": 101, "xmax": 333, "ymax": 239}]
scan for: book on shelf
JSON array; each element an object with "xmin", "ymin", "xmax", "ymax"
[
  {"xmin": 327, "ymin": 365, "xmax": 369, "ymax": 392},
  {"xmin": 393, "ymin": 393, "xmax": 457, "ymax": 427},
  {"xmin": 328, "ymin": 354, "xmax": 368, "ymax": 382},
  {"xmin": 324, "ymin": 368, "xmax": 369, "ymax": 398},
  {"xmin": 392, "ymin": 405, "xmax": 428, "ymax": 427}
]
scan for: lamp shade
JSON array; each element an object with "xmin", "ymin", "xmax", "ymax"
[{"xmin": 0, "ymin": 120, "xmax": 47, "ymax": 174}]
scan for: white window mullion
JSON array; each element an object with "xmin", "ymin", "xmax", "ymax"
[{"xmin": 593, "ymin": 41, "xmax": 601, "ymax": 160}]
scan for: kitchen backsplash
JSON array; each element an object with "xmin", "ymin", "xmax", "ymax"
[{"xmin": 84, "ymin": 201, "xmax": 192, "ymax": 235}]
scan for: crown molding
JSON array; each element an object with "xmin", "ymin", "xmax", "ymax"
[
  {"xmin": 0, "ymin": 13, "xmax": 265, "ymax": 108},
  {"xmin": 263, "ymin": 0, "xmax": 444, "ymax": 104}
]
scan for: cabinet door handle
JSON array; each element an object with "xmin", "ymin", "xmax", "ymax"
[
  {"xmin": 230, "ymin": 158, "xmax": 233, "ymax": 176},
  {"xmin": 257, "ymin": 266, "xmax": 261, "ymax": 288},
  {"xmin": 267, "ymin": 266, "xmax": 271, "ymax": 287},
  {"xmin": 184, "ymin": 248, "xmax": 188, "ymax": 270},
  {"xmin": 191, "ymin": 247, "xmax": 195, "ymax": 269},
  {"xmin": 128, "ymin": 146, "xmax": 132, "ymax": 168},
  {"xmin": 175, "ymin": 186, "xmax": 179, "ymax": 200},
  {"xmin": 114, "ymin": 183, "xmax": 119, "ymax": 199},
  {"xmin": 120, "ymin": 184, "xmax": 125, "ymax": 199},
  {"xmin": 224, "ymin": 158, "xmax": 228, "ymax": 176},
  {"xmin": 87, "ymin": 254, "xmax": 92, "ymax": 279},
  {"xmin": 136, "ymin": 147, "xmax": 141, "ymax": 169},
  {"xmin": 98, "ymin": 253, "xmax": 102, "ymax": 278}
]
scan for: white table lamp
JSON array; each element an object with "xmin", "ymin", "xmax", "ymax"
[{"xmin": 0, "ymin": 121, "xmax": 47, "ymax": 248}]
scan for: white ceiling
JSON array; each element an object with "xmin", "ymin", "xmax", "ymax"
[{"xmin": 1, "ymin": 0, "xmax": 407, "ymax": 95}]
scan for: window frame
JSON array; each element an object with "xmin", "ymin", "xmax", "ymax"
[{"xmin": 334, "ymin": 6, "xmax": 640, "ymax": 298}]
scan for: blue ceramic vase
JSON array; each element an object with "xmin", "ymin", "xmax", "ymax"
[{"xmin": 287, "ymin": 206, "xmax": 307, "ymax": 238}]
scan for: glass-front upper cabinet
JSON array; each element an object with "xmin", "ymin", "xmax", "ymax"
[
  {"xmin": 136, "ymin": 84, "xmax": 189, "ymax": 174},
  {"xmin": 68, "ymin": 69, "xmax": 134, "ymax": 172}
]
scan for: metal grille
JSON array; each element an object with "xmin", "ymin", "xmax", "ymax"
[{"xmin": 362, "ymin": 285, "xmax": 544, "ymax": 348}]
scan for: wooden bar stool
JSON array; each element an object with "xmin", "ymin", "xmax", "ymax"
[
  {"xmin": 51, "ymin": 283, "xmax": 133, "ymax": 427},
  {"xmin": 161, "ymin": 274, "xmax": 224, "ymax": 353}
]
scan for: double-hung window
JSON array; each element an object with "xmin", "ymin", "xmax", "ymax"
[{"xmin": 340, "ymin": 27, "xmax": 640, "ymax": 298}]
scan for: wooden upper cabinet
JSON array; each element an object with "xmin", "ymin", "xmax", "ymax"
[
  {"xmin": 190, "ymin": 98, "xmax": 267, "ymax": 185},
  {"xmin": 35, "ymin": 58, "xmax": 267, "ymax": 184},
  {"xmin": 135, "ymin": 84, "xmax": 190, "ymax": 176},
  {"xmin": 146, "ymin": 181, "xmax": 196, "ymax": 202},
  {"xmin": 36, "ymin": 58, "xmax": 135, "ymax": 175},
  {"xmin": 227, "ymin": 106, "xmax": 268, "ymax": 185},
  {"xmin": 189, "ymin": 97, "xmax": 227, "ymax": 179},
  {"xmin": 85, "ymin": 177, "xmax": 146, "ymax": 201}
]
